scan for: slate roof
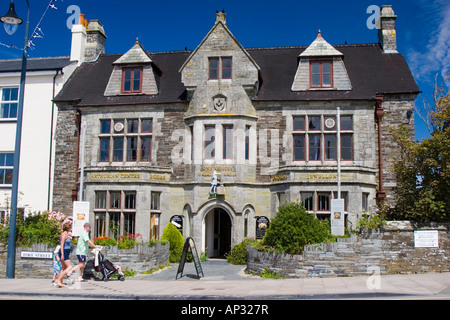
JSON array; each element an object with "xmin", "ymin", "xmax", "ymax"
[
  {"xmin": 54, "ymin": 43, "xmax": 419, "ymax": 107},
  {"xmin": 0, "ymin": 56, "xmax": 73, "ymax": 73}
]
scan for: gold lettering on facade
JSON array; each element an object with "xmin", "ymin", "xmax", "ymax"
[
  {"xmin": 200, "ymin": 166, "xmax": 236, "ymax": 177},
  {"xmin": 306, "ymin": 173, "xmax": 338, "ymax": 181},
  {"xmin": 91, "ymin": 173, "xmax": 141, "ymax": 180},
  {"xmin": 150, "ymin": 174, "xmax": 166, "ymax": 181},
  {"xmin": 271, "ymin": 174, "xmax": 288, "ymax": 182}
]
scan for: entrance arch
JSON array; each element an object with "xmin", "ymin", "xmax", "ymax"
[
  {"xmin": 200, "ymin": 201, "xmax": 234, "ymax": 258},
  {"xmin": 204, "ymin": 208, "xmax": 232, "ymax": 258}
]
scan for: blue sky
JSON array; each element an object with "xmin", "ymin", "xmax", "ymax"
[{"xmin": 0, "ymin": 0, "xmax": 449, "ymax": 141}]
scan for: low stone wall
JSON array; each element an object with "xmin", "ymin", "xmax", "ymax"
[
  {"xmin": 0, "ymin": 242, "xmax": 169, "ymax": 279},
  {"xmin": 246, "ymin": 221, "xmax": 450, "ymax": 278}
]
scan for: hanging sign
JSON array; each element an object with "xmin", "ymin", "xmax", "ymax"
[
  {"xmin": 170, "ymin": 215, "xmax": 183, "ymax": 234},
  {"xmin": 176, "ymin": 237, "xmax": 204, "ymax": 280},
  {"xmin": 256, "ymin": 216, "xmax": 270, "ymax": 240}
]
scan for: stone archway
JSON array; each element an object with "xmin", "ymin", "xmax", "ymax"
[{"xmin": 200, "ymin": 201, "xmax": 234, "ymax": 258}]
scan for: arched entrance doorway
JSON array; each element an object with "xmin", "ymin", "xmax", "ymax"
[{"xmin": 204, "ymin": 208, "xmax": 232, "ymax": 258}]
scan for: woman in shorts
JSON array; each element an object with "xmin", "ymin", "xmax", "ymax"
[{"xmin": 54, "ymin": 222, "xmax": 73, "ymax": 288}]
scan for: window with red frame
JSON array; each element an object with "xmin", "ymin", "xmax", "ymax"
[
  {"xmin": 209, "ymin": 57, "xmax": 232, "ymax": 80},
  {"xmin": 122, "ymin": 67, "xmax": 143, "ymax": 93},
  {"xmin": 310, "ymin": 61, "xmax": 332, "ymax": 88}
]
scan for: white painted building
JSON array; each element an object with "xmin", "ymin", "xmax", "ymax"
[
  {"xmin": 0, "ymin": 57, "xmax": 76, "ymax": 218},
  {"xmin": 0, "ymin": 15, "xmax": 106, "ymax": 219}
]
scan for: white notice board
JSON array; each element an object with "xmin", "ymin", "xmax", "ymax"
[
  {"xmin": 414, "ymin": 230, "xmax": 439, "ymax": 248},
  {"xmin": 331, "ymin": 199, "xmax": 345, "ymax": 236},
  {"xmin": 73, "ymin": 201, "xmax": 90, "ymax": 237}
]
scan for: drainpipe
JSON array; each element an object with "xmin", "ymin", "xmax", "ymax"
[
  {"xmin": 47, "ymin": 69, "xmax": 62, "ymax": 211},
  {"xmin": 375, "ymin": 94, "xmax": 386, "ymax": 201},
  {"xmin": 73, "ymin": 110, "xmax": 81, "ymax": 202}
]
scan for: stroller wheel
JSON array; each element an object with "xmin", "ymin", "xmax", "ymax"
[{"xmin": 119, "ymin": 276, "xmax": 125, "ymax": 281}]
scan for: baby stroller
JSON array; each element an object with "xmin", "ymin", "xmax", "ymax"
[{"xmin": 92, "ymin": 248, "xmax": 125, "ymax": 282}]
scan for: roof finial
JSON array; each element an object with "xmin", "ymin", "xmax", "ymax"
[
  {"xmin": 318, "ymin": 29, "xmax": 322, "ymax": 38},
  {"xmin": 135, "ymin": 37, "xmax": 139, "ymax": 45}
]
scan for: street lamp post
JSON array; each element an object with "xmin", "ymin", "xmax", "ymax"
[{"xmin": 1, "ymin": 0, "xmax": 30, "ymax": 279}]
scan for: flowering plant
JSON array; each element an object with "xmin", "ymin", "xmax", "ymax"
[
  {"xmin": 118, "ymin": 232, "xmax": 143, "ymax": 249},
  {"xmin": 93, "ymin": 236, "xmax": 117, "ymax": 247},
  {"xmin": 47, "ymin": 211, "xmax": 73, "ymax": 232}
]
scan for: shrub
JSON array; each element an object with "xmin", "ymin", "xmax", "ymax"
[
  {"xmin": 357, "ymin": 204, "xmax": 388, "ymax": 230},
  {"xmin": 263, "ymin": 202, "xmax": 335, "ymax": 255},
  {"xmin": 161, "ymin": 223, "xmax": 184, "ymax": 263},
  {"xmin": 226, "ymin": 238, "xmax": 254, "ymax": 265},
  {"xmin": 2, "ymin": 211, "xmax": 71, "ymax": 247}
]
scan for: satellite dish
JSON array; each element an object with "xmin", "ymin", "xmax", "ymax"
[{"xmin": 114, "ymin": 122, "xmax": 124, "ymax": 132}]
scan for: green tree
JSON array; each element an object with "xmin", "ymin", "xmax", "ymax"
[{"xmin": 389, "ymin": 79, "xmax": 449, "ymax": 222}]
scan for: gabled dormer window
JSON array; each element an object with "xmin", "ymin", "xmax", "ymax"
[
  {"xmin": 310, "ymin": 61, "xmax": 332, "ymax": 88},
  {"xmin": 122, "ymin": 67, "xmax": 143, "ymax": 93},
  {"xmin": 209, "ymin": 57, "xmax": 232, "ymax": 80}
]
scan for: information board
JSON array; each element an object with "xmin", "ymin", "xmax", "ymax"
[
  {"xmin": 72, "ymin": 201, "xmax": 90, "ymax": 237},
  {"xmin": 331, "ymin": 199, "xmax": 345, "ymax": 236},
  {"xmin": 414, "ymin": 230, "xmax": 439, "ymax": 248}
]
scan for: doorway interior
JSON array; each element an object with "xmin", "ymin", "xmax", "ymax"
[{"xmin": 204, "ymin": 208, "xmax": 232, "ymax": 258}]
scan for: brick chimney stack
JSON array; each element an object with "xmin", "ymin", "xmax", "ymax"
[{"xmin": 378, "ymin": 5, "xmax": 398, "ymax": 53}]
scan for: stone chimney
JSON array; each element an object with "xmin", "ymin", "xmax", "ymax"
[
  {"xmin": 378, "ymin": 5, "xmax": 397, "ymax": 53},
  {"xmin": 85, "ymin": 20, "xmax": 107, "ymax": 61},
  {"xmin": 70, "ymin": 14, "xmax": 106, "ymax": 64},
  {"xmin": 216, "ymin": 10, "xmax": 226, "ymax": 25}
]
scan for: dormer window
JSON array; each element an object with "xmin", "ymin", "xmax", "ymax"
[
  {"xmin": 209, "ymin": 57, "xmax": 232, "ymax": 80},
  {"xmin": 292, "ymin": 31, "xmax": 351, "ymax": 92},
  {"xmin": 310, "ymin": 61, "xmax": 332, "ymax": 88},
  {"xmin": 122, "ymin": 67, "xmax": 143, "ymax": 93}
]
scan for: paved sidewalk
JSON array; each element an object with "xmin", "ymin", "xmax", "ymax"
[{"xmin": 0, "ymin": 260, "xmax": 449, "ymax": 300}]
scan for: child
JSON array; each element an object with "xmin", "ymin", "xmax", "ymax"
[{"xmin": 52, "ymin": 244, "xmax": 62, "ymax": 286}]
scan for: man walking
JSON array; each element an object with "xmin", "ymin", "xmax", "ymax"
[{"xmin": 73, "ymin": 222, "xmax": 100, "ymax": 282}]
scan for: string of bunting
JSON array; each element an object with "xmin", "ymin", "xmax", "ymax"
[{"xmin": 0, "ymin": 0, "xmax": 61, "ymax": 53}]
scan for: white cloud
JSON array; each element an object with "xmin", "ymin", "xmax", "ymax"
[{"xmin": 407, "ymin": 1, "xmax": 450, "ymax": 88}]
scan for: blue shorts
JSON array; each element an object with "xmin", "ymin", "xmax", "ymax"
[{"xmin": 77, "ymin": 255, "xmax": 87, "ymax": 263}]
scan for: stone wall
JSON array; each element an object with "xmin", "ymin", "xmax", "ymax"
[
  {"xmin": 246, "ymin": 221, "xmax": 450, "ymax": 278},
  {"xmin": 52, "ymin": 104, "xmax": 79, "ymax": 215},
  {"xmin": 0, "ymin": 242, "xmax": 169, "ymax": 279}
]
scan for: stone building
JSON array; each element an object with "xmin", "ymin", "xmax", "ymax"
[{"xmin": 53, "ymin": 7, "xmax": 419, "ymax": 257}]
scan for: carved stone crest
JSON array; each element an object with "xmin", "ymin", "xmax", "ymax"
[{"xmin": 213, "ymin": 94, "xmax": 227, "ymax": 112}]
